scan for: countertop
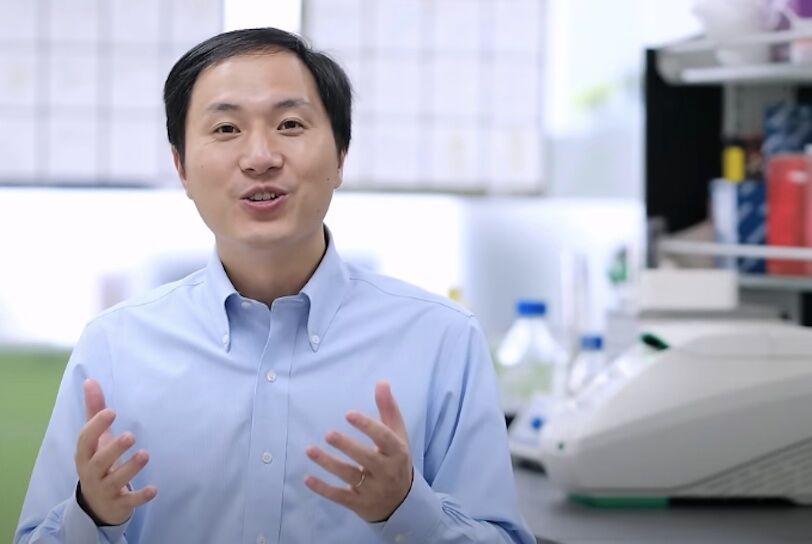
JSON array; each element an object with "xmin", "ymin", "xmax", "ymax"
[{"xmin": 513, "ymin": 463, "xmax": 812, "ymax": 544}]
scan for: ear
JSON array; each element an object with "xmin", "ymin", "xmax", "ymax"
[
  {"xmin": 333, "ymin": 151, "xmax": 346, "ymax": 189},
  {"xmin": 171, "ymin": 146, "xmax": 192, "ymax": 198}
]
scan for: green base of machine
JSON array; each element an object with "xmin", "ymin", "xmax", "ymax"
[{"xmin": 569, "ymin": 495, "xmax": 669, "ymax": 509}]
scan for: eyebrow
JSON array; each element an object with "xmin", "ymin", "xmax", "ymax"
[{"xmin": 205, "ymin": 98, "xmax": 313, "ymax": 114}]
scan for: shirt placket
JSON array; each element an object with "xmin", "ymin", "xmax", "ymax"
[{"xmin": 242, "ymin": 298, "xmax": 302, "ymax": 544}]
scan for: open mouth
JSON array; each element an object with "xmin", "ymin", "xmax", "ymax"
[{"xmin": 245, "ymin": 192, "xmax": 282, "ymax": 202}]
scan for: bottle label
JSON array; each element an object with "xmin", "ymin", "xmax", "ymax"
[{"xmin": 497, "ymin": 360, "xmax": 558, "ymax": 413}]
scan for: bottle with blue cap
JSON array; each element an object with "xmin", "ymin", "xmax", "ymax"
[
  {"xmin": 567, "ymin": 334, "xmax": 606, "ymax": 395},
  {"xmin": 496, "ymin": 299, "xmax": 568, "ymax": 419}
]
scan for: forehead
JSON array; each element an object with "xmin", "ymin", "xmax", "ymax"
[{"xmin": 188, "ymin": 50, "xmax": 324, "ymax": 114}]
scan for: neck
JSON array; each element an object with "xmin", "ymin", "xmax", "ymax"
[{"xmin": 217, "ymin": 228, "xmax": 327, "ymax": 306}]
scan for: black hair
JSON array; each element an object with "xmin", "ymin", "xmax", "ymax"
[{"xmin": 163, "ymin": 27, "xmax": 352, "ymax": 166}]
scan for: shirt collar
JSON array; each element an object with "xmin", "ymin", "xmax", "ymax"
[
  {"xmin": 204, "ymin": 249, "xmax": 240, "ymax": 351},
  {"xmin": 203, "ymin": 226, "xmax": 350, "ymax": 352},
  {"xmin": 300, "ymin": 226, "xmax": 351, "ymax": 352}
]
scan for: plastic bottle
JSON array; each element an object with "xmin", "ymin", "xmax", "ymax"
[
  {"xmin": 567, "ymin": 335, "xmax": 606, "ymax": 396},
  {"xmin": 495, "ymin": 300, "xmax": 567, "ymax": 418}
]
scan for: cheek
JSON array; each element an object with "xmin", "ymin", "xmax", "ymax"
[
  {"xmin": 318, "ymin": 156, "xmax": 341, "ymax": 188},
  {"xmin": 186, "ymin": 164, "xmax": 224, "ymax": 219},
  {"xmin": 189, "ymin": 155, "xmax": 211, "ymax": 179},
  {"xmin": 314, "ymin": 178, "xmax": 336, "ymax": 214},
  {"xmin": 185, "ymin": 154, "xmax": 219, "ymax": 196},
  {"xmin": 302, "ymin": 153, "xmax": 340, "ymax": 192},
  {"xmin": 298, "ymin": 175, "xmax": 335, "ymax": 217}
]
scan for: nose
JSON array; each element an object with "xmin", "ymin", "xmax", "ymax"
[{"xmin": 239, "ymin": 132, "xmax": 283, "ymax": 175}]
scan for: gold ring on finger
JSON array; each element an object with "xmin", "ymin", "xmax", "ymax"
[{"xmin": 352, "ymin": 466, "xmax": 366, "ymax": 489}]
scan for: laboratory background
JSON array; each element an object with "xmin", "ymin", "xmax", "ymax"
[{"xmin": 3, "ymin": 0, "xmax": 812, "ymax": 542}]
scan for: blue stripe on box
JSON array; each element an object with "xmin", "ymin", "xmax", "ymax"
[{"xmin": 737, "ymin": 181, "xmax": 766, "ymax": 274}]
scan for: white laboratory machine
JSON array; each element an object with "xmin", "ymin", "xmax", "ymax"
[{"xmin": 538, "ymin": 321, "xmax": 812, "ymax": 505}]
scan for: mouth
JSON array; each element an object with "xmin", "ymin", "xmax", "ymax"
[
  {"xmin": 241, "ymin": 184, "xmax": 289, "ymax": 202},
  {"xmin": 240, "ymin": 186, "xmax": 289, "ymax": 215},
  {"xmin": 244, "ymin": 191, "xmax": 283, "ymax": 202}
]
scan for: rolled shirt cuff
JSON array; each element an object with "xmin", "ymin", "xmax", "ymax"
[
  {"xmin": 67, "ymin": 482, "xmax": 129, "ymax": 543},
  {"xmin": 368, "ymin": 469, "xmax": 442, "ymax": 544}
]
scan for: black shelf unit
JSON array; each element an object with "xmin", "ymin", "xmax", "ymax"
[{"xmin": 643, "ymin": 47, "xmax": 812, "ymax": 325}]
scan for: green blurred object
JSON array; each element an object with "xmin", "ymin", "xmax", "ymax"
[
  {"xmin": 0, "ymin": 349, "xmax": 68, "ymax": 543},
  {"xmin": 569, "ymin": 494, "xmax": 669, "ymax": 509},
  {"xmin": 640, "ymin": 332, "xmax": 670, "ymax": 351}
]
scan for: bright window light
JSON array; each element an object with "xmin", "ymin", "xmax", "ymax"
[{"xmin": 223, "ymin": 0, "xmax": 302, "ymax": 33}]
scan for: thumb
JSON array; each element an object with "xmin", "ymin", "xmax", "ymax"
[
  {"xmin": 83, "ymin": 379, "xmax": 107, "ymax": 422},
  {"xmin": 375, "ymin": 382, "xmax": 407, "ymax": 440}
]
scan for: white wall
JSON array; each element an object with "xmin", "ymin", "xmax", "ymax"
[
  {"xmin": 0, "ymin": 188, "xmax": 641, "ymax": 349},
  {"xmin": 544, "ymin": 0, "xmax": 701, "ymax": 199},
  {"xmin": 460, "ymin": 197, "xmax": 644, "ymax": 343},
  {"xmin": 0, "ymin": 188, "xmax": 463, "ymax": 346},
  {"xmin": 0, "ymin": 188, "xmax": 211, "ymax": 346}
]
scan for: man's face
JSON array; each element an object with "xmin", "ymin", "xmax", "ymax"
[{"xmin": 174, "ymin": 50, "xmax": 343, "ymax": 253}]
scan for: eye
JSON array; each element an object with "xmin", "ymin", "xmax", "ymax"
[
  {"xmin": 214, "ymin": 124, "xmax": 239, "ymax": 135},
  {"xmin": 279, "ymin": 119, "xmax": 304, "ymax": 131}
]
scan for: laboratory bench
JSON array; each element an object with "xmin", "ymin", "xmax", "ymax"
[{"xmin": 513, "ymin": 462, "xmax": 812, "ymax": 543}]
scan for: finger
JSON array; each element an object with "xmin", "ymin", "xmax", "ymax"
[
  {"xmin": 304, "ymin": 475, "xmax": 356, "ymax": 508},
  {"xmin": 83, "ymin": 379, "xmax": 107, "ymax": 422},
  {"xmin": 76, "ymin": 409, "xmax": 116, "ymax": 465},
  {"xmin": 106, "ymin": 449, "xmax": 150, "ymax": 490},
  {"xmin": 120, "ymin": 485, "xmax": 159, "ymax": 509},
  {"xmin": 346, "ymin": 412, "xmax": 403, "ymax": 456},
  {"xmin": 324, "ymin": 432, "xmax": 380, "ymax": 472},
  {"xmin": 83, "ymin": 380, "xmax": 116, "ymax": 451},
  {"xmin": 97, "ymin": 428, "xmax": 116, "ymax": 452},
  {"xmin": 375, "ymin": 382, "xmax": 407, "ymax": 438},
  {"xmin": 306, "ymin": 445, "xmax": 363, "ymax": 486},
  {"xmin": 88, "ymin": 431, "xmax": 136, "ymax": 480}
]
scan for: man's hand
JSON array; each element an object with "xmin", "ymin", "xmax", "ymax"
[
  {"xmin": 305, "ymin": 382, "xmax": 413, "ymax": 523},
  {"xmin": 74, "ymin": 379, "xmax": 157, "ymax": 526}
]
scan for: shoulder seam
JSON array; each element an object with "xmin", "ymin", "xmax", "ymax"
[
  {"xmin": 87, "ymin": 277, "xmax": 207, "ymax": 325},
  {"xmin": 348, "ymin": 275, "xmax": 473, "ymax": 318}
]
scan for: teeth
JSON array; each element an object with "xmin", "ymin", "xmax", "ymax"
[{"xmin": 248, "ymin": 192, "xmax": 279, "ymax": 202}]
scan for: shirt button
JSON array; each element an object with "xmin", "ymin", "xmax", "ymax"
[
  {"xmin": 311, "ymin": 334, "xmax": 320, "ymax": 344},
  {"xmin": 241, "ymin": 300, "xmax": 251, "ymax": 310},
  {"xmin": 265, "ymin": 370, "xmax": 277, "ymax": 383},
  {"xmin": 261, "ymin": 451, "xmax": 273, "ymax": 464},
  {"xmin": 256, "ymin": 535, "xmax": 267, "ymax": 544},
  {"xmin": 394, "ymin": 534, "xmax": 407, "ymax": 543},
  {"xmin": 221, "ymin": 333, "xmax": 229, "ymax": 345}
]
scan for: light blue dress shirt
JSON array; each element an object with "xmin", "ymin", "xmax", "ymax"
[{"xmin": 16, "ymin": 229, "xmax": 535, "ymax": 544}]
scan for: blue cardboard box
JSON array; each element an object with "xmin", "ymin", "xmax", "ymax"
[{"xmin": 710, "ymin": 179, "xmax": 766, "ymax": 273}]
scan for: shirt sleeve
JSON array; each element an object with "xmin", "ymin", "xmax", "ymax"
[
  {"xmin": 14, "ymin": 318, "xmax": 131, "ymax": 544},
  {"xmin": 369, "ymin": 315, "xmax": 536, "ymax": 544}
]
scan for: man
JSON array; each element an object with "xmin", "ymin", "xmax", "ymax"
[{"xmin": 16, "ymin": 28, "xmax": 534, "ymax": 544}]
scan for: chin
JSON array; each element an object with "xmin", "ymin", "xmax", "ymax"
[{"xmin": 241, "ymin": 228, "xmax": 302, "ymax": 250}]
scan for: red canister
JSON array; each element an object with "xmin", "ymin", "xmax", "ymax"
[{"xmin": 766, "ymin": 154, "xmax": 808, "ymax": 275}]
